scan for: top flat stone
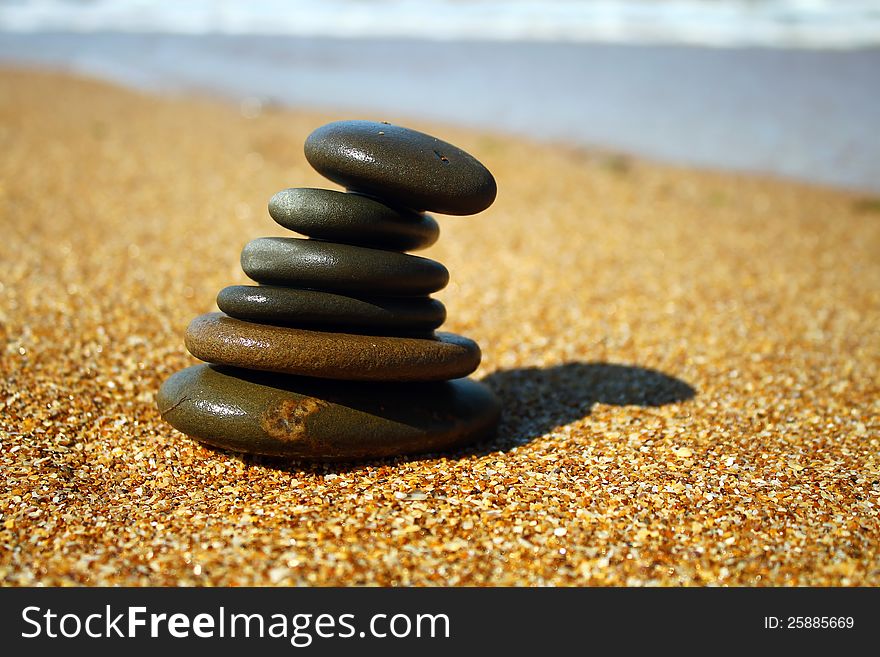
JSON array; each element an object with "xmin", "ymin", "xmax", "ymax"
[{"xmin": 304, "ymin": 120, "xmax": 497, "ymax": 216}]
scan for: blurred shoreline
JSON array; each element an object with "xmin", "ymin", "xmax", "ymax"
[{"xmin": 2, "ymin": 31, "xmax": 878, "ymax": 193}]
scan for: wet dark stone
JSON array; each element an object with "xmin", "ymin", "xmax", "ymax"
[
  {"xmin": 241, "ymin": 237, "xmax": 448, "ymax": 296},
  {"xmin": 268, "ymin": 188, "xmax": 439, "ymax": 251},
  {"xmin": 185, "ymin": 312, "xmax": 480, "ymax": 382},
  {"xmin": 157, "ymin": 364, "xmax": 501, "ymax": 460},
  {"xmin": 217, "ymin": 285, "xmax": 445, "ymax": 333},
  {"xmin": 304, "ymin": 120, "xmax": 496, "ymax": 215}
]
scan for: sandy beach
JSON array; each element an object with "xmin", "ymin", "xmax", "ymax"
[{"xmin": 1, "ymin": 69, "xmax": 878, "ymax": 586}]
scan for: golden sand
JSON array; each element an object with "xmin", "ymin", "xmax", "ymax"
[{"xmin": 1, "ymin": 69, "xmax": 878, "ymax": 586}]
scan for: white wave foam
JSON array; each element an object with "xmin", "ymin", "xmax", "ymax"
[{"xmin": 1, "ymin": 0, "xmax": 879, "ymax": 49}]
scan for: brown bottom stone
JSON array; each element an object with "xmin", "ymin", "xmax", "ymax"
[{"xmin": 156, "ymin": 364, "xmax": 501, "ymax": 460}]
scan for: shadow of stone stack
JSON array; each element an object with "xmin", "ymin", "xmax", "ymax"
[{"xmin": 157, "ymin": 120, "xmax": 501, "ymax": 460}]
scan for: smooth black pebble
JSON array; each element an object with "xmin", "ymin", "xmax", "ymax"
[
  {"xmin": 217, "ymin": 285, "xmax": 446, "ymax": 333},
  {"xmin": 158, "ymin": 364, "xmax": 501, "ymax": 460},
  {"xmin": 240, "ymin": 237, "xmax": 448, "ymax": 296},
  {"xmin": 304, "ymin": 120, "xmax": 497, "ymax": 215},
  {"xmin": 268, "ymin": 188, "xmax": 439, "ymax": 251}
]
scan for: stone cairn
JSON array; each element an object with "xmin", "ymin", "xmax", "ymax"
[{"xmin": 157, "ymin": 120, "xmax": 500, "ymax": 460}]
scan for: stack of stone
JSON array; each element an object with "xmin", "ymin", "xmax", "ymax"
[{"xmin": 157, "ymin": 120, "xmax": 500, "ymax": 460}]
